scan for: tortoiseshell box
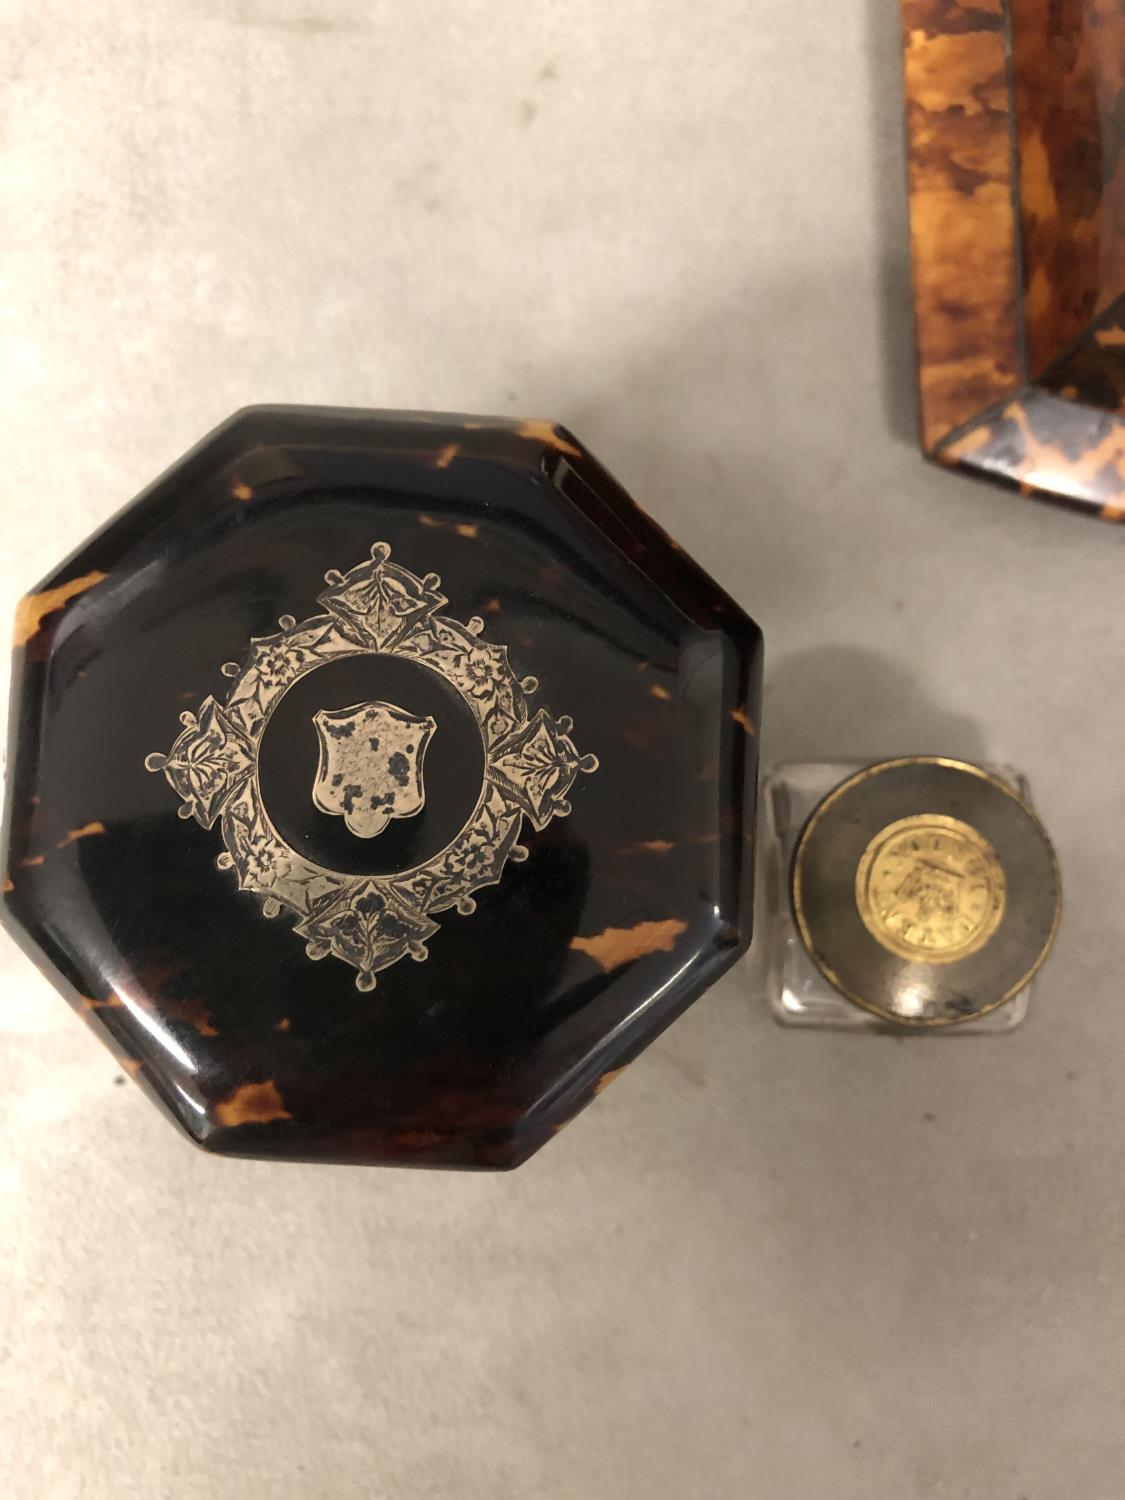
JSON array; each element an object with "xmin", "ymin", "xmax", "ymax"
[{"xmin": 1, "ymin": 407, "xmax": 763, "ymax": 1169}]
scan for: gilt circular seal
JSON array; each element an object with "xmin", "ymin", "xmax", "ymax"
[
  {"xmin": 854, "ymin": 813, "xmax": 1006, "ymax": 964},
  {"xmin": 790, "ymin": 757, "xmax": 1060, "ymax": 1028}
]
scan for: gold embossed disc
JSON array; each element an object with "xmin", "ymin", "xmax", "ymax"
[
  {"xmin": 790, "ymin": 757, "xmax": 1061, "ymax": 1028},
  {"xmin": 855, "ymin": 813, "xmax": 1006, "ymax": 964}
]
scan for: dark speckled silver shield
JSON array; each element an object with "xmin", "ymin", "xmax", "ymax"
[{"xmin": 311, "ymin": 700, "xmax": 436, "ymax": 840}]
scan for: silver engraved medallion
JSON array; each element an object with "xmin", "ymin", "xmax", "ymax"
[{"xmin": 145, "ymin": 542, "xmax": 598, "ymax": 990}]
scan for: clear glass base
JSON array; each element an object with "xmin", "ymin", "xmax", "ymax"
[{"xmin": 761, "ymin": 761, "xmax": 1033, "ymax": 1034}]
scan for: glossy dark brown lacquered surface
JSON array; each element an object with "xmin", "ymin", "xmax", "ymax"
[
  {"xmin": 1010, "ymin": 0, "xmax": 1124, "ymax": 374},
  {"xmin": 1038, "ymin": 292, "xmax": 1125, "ymax": 416},
  {"xmin": 901, "ymin": 0, "xmax": 1125, "ymax": 517},
  {"xmin": 1, "ymin": 408, "xmax": 762, "ymax": 1168}
]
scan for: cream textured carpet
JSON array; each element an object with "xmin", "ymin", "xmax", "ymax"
[{"xmin": 3, "ymin": 3, "xmax": 1123, "ymax": 1497}]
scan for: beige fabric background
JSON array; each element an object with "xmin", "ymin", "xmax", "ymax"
[{"xmin": 2, "ymin": 2, "xmax": 1124, "ymax": 1497}]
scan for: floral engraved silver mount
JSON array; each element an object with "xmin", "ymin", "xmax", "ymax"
[{"xmin": 144, "ymin": 542, "xmax": 598, "ymax": 991}]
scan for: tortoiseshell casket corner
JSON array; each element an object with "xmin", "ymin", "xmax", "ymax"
[
  {"xmin": 901, "ymin": 0, "xmax": 1124, "ymax": 519},
  {"xmin": 0, "ymin": 407, "xmax": 762, "ymax": 1169}
]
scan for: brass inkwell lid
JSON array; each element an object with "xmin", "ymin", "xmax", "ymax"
[{"xmin": 791, "ymin": 758, "xmax": 1061, "ymax": 1028}]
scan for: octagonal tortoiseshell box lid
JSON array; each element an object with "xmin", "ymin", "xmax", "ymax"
[{"xmin": 1, "ymin": 407, "xmax": 762, "ymax": 1169}]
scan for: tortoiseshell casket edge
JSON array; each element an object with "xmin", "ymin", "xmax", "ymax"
[{"xmin": 900, "ymin": 0, "xmax": 1124, "ymax": 520}]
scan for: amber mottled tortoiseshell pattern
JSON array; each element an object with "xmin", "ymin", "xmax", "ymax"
[
  {"xmin": 0, "ymin": 408, "xmax": 762, "ymax": 1169},
  {"xmin": 901, "ymin": 0, "xmax": 1124, "ymax": 518}
]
